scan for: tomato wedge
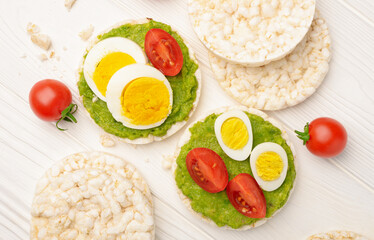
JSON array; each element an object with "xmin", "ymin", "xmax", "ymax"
[
  {"xmin": 226, "ymin": 173, "xmax": 266, "ymax": 218},
  {"xmin": 144, "ymin": 28, "xmax": 183, "ymax": 76},
  {"xmin": 186, "ymin": 148, "xmax": 228, "ymax": 193}
]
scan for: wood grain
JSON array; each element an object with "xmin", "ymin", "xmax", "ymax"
[{"xmin": 0, "ymin": 0, "xmax": 373, "ymax": 239}]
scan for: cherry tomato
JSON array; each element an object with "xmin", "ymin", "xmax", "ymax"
[
  {"xmin": 295, "ymin": 117, "xmax": 347, "ymax": 158},
  {"xmin": 226, "ymin": 173, "xmax": 266, "ymax": 218},
  {"xmin": 186, "ymin": 148, "xmax": 228, "ymax": 193},
  {"xmin": 29, "ymin": 79, "xmax": 77, "ymax": 130},
  {"xmin": 145, "ymin": 28, "xmax": 183, "ymax": 76}
]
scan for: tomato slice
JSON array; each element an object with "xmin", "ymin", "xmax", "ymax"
[
  {"xmin": 144, "ymin": 28, "xmax": 183, "ymax": 76},
  {"xmin": 186, "ymin": 148, "xmax": 228, "ymax": 193},
  {"xmin": 226, "ymin": 173, "xmax": 266, "ymax": 218}
]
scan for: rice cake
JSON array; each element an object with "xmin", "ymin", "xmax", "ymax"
[
  {"xmin": 189, "ymin": 0, "xmax": 315, "ymax": 66},
  {"xmin": 209, "ymin": 12, "xmax": 331, "ymax": 110},
  {"xmin": 77, "ymin": 19, "xmax": 201, "ymax": 144},
  {"xmin": 307, "ymin": 231, "xmax": 369, "ymax": 240},
  {"xmin": 31, "ymin": 152, "xmax": 154, "ymax": 240},
  {"xmin": 172, "ymin": 106, "xmax": 296, "ymax": 230}
]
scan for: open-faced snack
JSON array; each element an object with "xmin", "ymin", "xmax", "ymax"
[
  {"xmin": 77, "ymin": 19, "xmax": 201, "ymax": 144},
  {"xmin": 173, "ymin": 106, "xmax": 296, "ymax": 230},
  {"xmin": 209, "ymin": 12, "xmax": 331, "ymax": 110},
  {"xmin": 31, "ymin": 152, "xmax": 154, "ymax": 240},
  {"xmin": 307, "ymin": 231, "xmax": 369, "ymax": 240},
  {"xmin": 188, "ymin": 0, "xmax": 315, "ymax": 66}
]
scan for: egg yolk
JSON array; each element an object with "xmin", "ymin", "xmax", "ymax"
[
  {"xmin": 221, "ymin": 117, "xmax": 249, "ymax": 150},
  {"xmin": 256, "ymin": 151, "xmax": 284, "ymax": 181},
  {"xmin": 121, "ymin": 77, "xmax": 171, "ymax": 125},
  {"xmin": 93, "ymin": 52, "xmax": 136, "ymax": 97}
]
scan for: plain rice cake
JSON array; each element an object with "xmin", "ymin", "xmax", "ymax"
[
  {"xmin": 189, "ymin": 0, "xmax": 315, "ymax": 66},
  {"xmin": 209, "ymin": 12, "xmax": 331, "ymax": 110}
]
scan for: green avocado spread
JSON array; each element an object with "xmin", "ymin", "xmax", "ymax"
[
  {"xmin": 175, "ymin": 112, "xmax": 296, "ymax": 229},
  {"xmin": 77, "ymin": 20, "xmax": 198, "ymax": 140}
]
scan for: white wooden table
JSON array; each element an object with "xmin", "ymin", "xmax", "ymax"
[{"xmin": 0, "ymin": 0, "xmax": 373, "ymax": 239}]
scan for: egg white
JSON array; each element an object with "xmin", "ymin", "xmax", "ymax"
[
  {"xmin": 214, "ymin": 110, "xmax": 253, "ymax": 161},
  {"xmin": 106, "ymin": 63, "xmax": 173, "ymax": 130},
  {"xmin": 250, "ymin": 142, "xmax": 288, "ymax": 192},
  {"xmin": 83, "ymin": 37, "xmax": 147, "ymax": 101}
]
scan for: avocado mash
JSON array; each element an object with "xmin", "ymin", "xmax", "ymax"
[
  {"xmin": 77, "ymin": 20, "xmax": 198, "ymax": 140},
  {"xmin": 175, "ymin": 112, "xmax": 296, "ymax": 229}
]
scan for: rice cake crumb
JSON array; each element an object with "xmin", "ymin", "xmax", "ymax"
[
  {"xmin": 79, "ymin": 25, "xmax": 94, "ymax": 41},
  {"xmin": 27, "ymin": 22, "xmax": 40, "ymax": 34},
  {"xmin": 162, "ymin": 155, "xmax": 173, "ymax": 170},
  {"xmin": 100, "ymin": 134, "xmax": 116, "ymax": 147},
  {"xmin": 39, "ymin": 53, "xmax": 48, "ymax": 61},
  {"xmin": 209, "ymin": 12, "xmax": 331, "ymax": 110},
  {"xmin": 31, "ymin": 33, "xmax": 52, "ymax": 51},
  {"xmin": 64, "ymin": 0, "xmax": 76, "ymax": 10},
  {"xmin": 189, "ymin": 0, "xmax": 315, "ymax": 66}
]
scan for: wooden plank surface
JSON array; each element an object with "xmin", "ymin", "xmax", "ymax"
[{"xmin": 0, "ymin": 0, "xmax": 373, "ymax": 239}]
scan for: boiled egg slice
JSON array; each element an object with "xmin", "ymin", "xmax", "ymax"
[
  {"xmin": 250, "ymin": 142, "xmax": 288, "ymax": 192},
  {"xmin": 83, "ymin": 37, "xmax": 147, "ymax": 101},
  {"xmin": 214, "ymin": 110, "xmax": 253, "ymax": 161},
  {"xmin": 106, "ymin": 63, "xmax": 173, "ymax": 130}
]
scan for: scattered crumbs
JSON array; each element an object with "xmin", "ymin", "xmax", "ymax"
[
  {"xmin": 49, "ymin": 50, "xmax": 55, "ymax": 58},
  {"xmin": 130, "ymin": 144, "xmax": 137, "ymax": 149},
  {"xmin": 56, "ymin": 56, "xmax": 61, "ymax": 61},
  {"xmin": 26, "ymin": 22, "xmax": 40, "ymax": 35},
  {"xmin": 64, "ymin": 0, "xmax": 76, "ymax": 10},
  {"xmin": 100, "ymin": 134, "xmax": 115, "ymax": 147},
  {"xmin": 63, "ymin": 46, "xmax": 67, "ymax": 51},
  {"xmin": 79, "ymin": 25, "xmax": 94, "ymax": 41},
  {"xmin": 31, "ymin": 33, "xmax": 51, "ymax": 51},
  {"xmin": 39, "ymin": 53, "xmax": 48, "ymax": 61},
  {"xmin": 20, "ymin": 53, "xmax": 27, "ymax": 58},
  {"xmin": 52, "ymin": 66, "xmax": 57, "ymax": 71},
  {"xmin": 144, "ymin": 158, "xmax": 150, "ymax": 163},
  {"xmin": 161, "ymin": 155, "xmax": 174, "ymax": 170}
]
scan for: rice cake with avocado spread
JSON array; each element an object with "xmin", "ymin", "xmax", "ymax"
[
  {"xmin": 172, "ymin": 106, "xmax": 296, "ymax": 230},
  {"xmin": 77, "ymin": 19, "xmax": 201, "ymax": 144}
]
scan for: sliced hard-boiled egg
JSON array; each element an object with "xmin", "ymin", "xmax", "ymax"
[
  {"xmin": 106, "ymin": 63, "xmax": 173, "ymax": 130},
  {"xmin": 250, "ymin": 142, "xmax": 288, "ymax": 192},
  {"xmin": 214, "ymin": 110, "xmax": 253, "ymax": 161},
  {"xmin": 83, "ymin": 37, "xmax": 147, "ymax": 101}
]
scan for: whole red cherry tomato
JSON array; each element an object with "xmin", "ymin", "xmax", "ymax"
[
  {"xmin": 295, "ymin": 117, "xmax": 347, "ymax": 158},
  {"xmin": 29, "ymin": 79, "xmax": 77, "ymax": 130},
  {"xmin": 186, "ymin": 148, "xmax": 228, "ymax": 193},
  {"xmin": 144, "ymin": 28, "xmax": 183, "ymax": 76},
  {"xmin": 226, "ymin": 173, "xmax": 267, "ymax": 218}
]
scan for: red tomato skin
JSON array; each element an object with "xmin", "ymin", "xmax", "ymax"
[
  {"xmin": 29, "ymin": 79, "xmax": 72, "ymax": 121},
  {"xmin": 226, "ymin": 173, "xmax": 266, "ymax": 218},
  {"xmin": 144, "ymin": 28, "xmax": 183, "ymax": 76},
  {"xmin": 186, "ymin": 148, "xmax": 229, "ymax": 193},
  {"xmin": 307, "ymin": 118, "xmax": 347, "ymax": 158}
]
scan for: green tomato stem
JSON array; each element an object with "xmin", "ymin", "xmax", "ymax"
[
  {"xmin": 56, "ymin": 104, "xmax": 78, "ymax": 131},
  {"xmin": 295, "ymin": 122, "xmax": 310, "ymax": 145}
]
